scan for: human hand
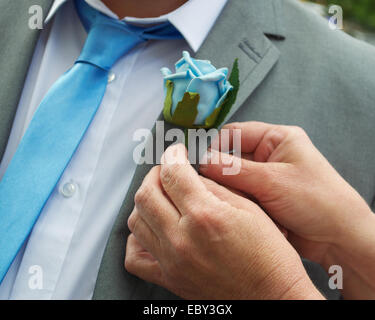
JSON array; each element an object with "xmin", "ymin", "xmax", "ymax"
[
  {"xmin": 199, "ymin": 121, "xmax": 375, "ymax": 299},
  {"xmin": 125, "ymin": 144, "xmax": 323, "ymax": 300},
  {"xmin": 199, "ymin": 121, "xmax": 374, "ymax": 264}
]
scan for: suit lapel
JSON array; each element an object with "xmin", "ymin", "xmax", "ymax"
[
  {"xmin": 93, "ymin": 0, "xmax": 285, "ymax": 299},
  {"xmin": 194, "ymin": 0, "xmax": 284, "ymax": 127},
  {"xmin": 0, "ymin": 0, "xmax": 53, "ymax": 163}
]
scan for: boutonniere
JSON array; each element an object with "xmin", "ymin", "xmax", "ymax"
[{"xmin": 161, "ymin": 51, "xmax": 240, "ymax": 130}]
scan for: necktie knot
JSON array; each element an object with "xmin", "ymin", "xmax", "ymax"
[
  {"xmin": 76, "ymin": 22, "xmax": 145, "ymax": 71},
  {"xmin": 74, "ymin": 0, "xmax": 182, "ymax": 71}
]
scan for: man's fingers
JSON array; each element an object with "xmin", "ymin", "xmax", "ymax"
[
  {"xmin": 199, "ymin": 176, "xmax": 260, "ymax": 212},
  {"xmin": 213, "ymin": 121, "xmax": 275, "ymax": 153},
  {"xmin": 135, "ymin": 166, "xmax": 180, "ymax": 237},
  {"xmin": 200, "ymin": 148, "xmax": 287, "ymax": 199},
  {"xmin": 214, "ymin": 122, "xmax": 288, "ymax": 162},
  {"xmin": 128, "ymin": 209, "xmax": 161, "ymax": 258},
  {"xmin": 160, "ymin": 144, "xmax": 214, "ymax": 215},
  {"xmin": 200, "ymin": 176, "xmax": 288, "ymax": 238},
  {"xmin": 125, "ymin": 234, "xmax": 164, "ymax": 286}
]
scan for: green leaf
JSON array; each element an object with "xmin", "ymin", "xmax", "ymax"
[
  {"xmin": 204, "ymin": 106, "xmax": 222, "ymax": 127},
  {"xmin": 163, "ymin": 80, "xmax": 174, "ymax": 122},
  {"xmin": 171, "ymin": 92, "xmax": 200, "ymax": 127},
  {"xmin": 214, "ymin": 58, "xmax": 240, "ymax": 128}
]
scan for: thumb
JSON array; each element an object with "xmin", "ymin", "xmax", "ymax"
[{"xmin": 199, "ymin": 148, "xmax": 287, "ymax": 200}]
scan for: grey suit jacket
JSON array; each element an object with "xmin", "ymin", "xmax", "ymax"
[{"xmin": 1, "ymin": 0, "xmax": 375, "ymax": 300}]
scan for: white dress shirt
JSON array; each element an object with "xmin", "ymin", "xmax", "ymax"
[{"xmin": 0, "ymin": 0, "xmax": 227, "ymax": 299}]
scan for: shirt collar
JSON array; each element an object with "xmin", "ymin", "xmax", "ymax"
[{"xmin": 45, "ymin": 0, "xmax": 228, "ymax": 52}]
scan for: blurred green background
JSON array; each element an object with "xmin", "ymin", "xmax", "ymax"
[
  {"xmin": 304, "ymin": 0, "xmax": 375, "ymax": 44},
  {"xmin": 307, "ymin": 0, "xmax": 375, "ymax": 30}
]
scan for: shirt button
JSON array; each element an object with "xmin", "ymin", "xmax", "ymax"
[
  {"xmin": 108, "ymin": 72, "xmax": 116, "ymax": 83},
  {"xmin": 60, "ymin": 181, "xmax": 77, "ymax": 198}
]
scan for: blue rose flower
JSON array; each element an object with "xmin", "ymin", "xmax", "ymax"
[{"xmin": 161, "ymin": 51, "xmax": 233, "ymax": 128}]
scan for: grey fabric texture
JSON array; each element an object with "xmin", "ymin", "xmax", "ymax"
[
  {"xmin": 93, "ymin": 0, "xmax": 375, "ymax": 300},
  {"xmin": 1, "ymin": 0, "xmax": 374, "ymax": 300},
  {"xmin": 0, "ymin": 0, "xmax": 53, "ymax": 161},
  {"xmin": 93, "ymin": 0, "xmax": 284, "ymax": 300}
]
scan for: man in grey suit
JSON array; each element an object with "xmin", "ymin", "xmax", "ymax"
[{"xmin": 0, "ymin": 0, "xmax": 374, "ymax": 300}]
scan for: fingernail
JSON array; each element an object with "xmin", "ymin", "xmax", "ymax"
[{"xmin": 162, "ymin": 143, "xmax": 188, "ymax": 165}]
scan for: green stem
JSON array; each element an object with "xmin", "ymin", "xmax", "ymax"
[{"xmin": 184, "ymin": 128, "xmax": 189, "ymax": 149}]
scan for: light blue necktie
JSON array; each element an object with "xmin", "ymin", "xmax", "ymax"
[{"xmin": 0, "ymin": 0, "xmax": 182, "ymax": 283}]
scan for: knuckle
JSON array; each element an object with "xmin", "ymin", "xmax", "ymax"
[
  {"xmin": 256, "ymin": 164, "xmax": 280, "ymax": 191},
  {"xmin": 124, "ymin": 254, "xmax": 135, "ymax": 273},
  {"xmin": 264, "ymin": 127, "xmax": 287, "ymax": 145},
  {"xmin": 185, "ymin": 201, "xmax": 203, "ymax": 218},
  {"xmin": 134, "ymin": 166, "xmax": 162, "ymax": 206},
  {"xmin": 129, "ymin": 214, "xmax": 140, "ymax": 234},
  {"xmin": 289, "ymin": 125, "xmax": 307, "ymax": 137},
  {"xmin": 189, "ymin": 203, "xmax": 224, "ymax": 230},
  {"xmin": 241, "ymin": 161, "xmax": 254, "ymax": 178},
  {"xmin": 192, "ymin": 209, "xmax": 213, "ymax": 226},
  {"xmin": 127, "ymin": 213, "xmax": 135, "ymax": 231},
  {"xmin": 134, "ymin": 184, "xmax": 152, "ymax": 206}
]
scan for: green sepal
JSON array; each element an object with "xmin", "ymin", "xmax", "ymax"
[
  {"xmin": 170, "ymin": 92, "xmax": 200, "ymax": 127},
  {"xmin": 213, "ymin": 58, "xmax": 240, "ymax": 128},
  {"xmin": 204, "ymin": 106, "xmax": 222, "ymax": 128},
  {"xmin": 163, "ymin": 80, "xmax": 174, "ymax": 122}
]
